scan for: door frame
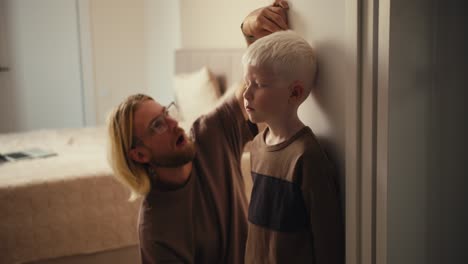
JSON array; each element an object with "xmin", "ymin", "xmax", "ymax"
[
  {"xmin": 0, "ymin": 0, "xmax": 14, "ymax": 131},
  {"xmin": 77, "ymin": 0, "xmax": 96, "ymax": 126},
  {"xmin": 1, "ymin": 0, "xmax": 93, "ymax": 130},
  {"xmin": 344, "ymin": 0, "xmax": 362, "ymax": 263},
  {"xmin": 345, "ymin": 0, "xmax": 390, "ymax": 263},
  {"xmin": 376, "ymin": 0, "xmax": 390, "ymax": 263}
]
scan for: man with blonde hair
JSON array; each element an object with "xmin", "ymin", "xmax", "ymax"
[{"xmin": 107, "ymin": 2, "xmax": 289, "ymax": 263}]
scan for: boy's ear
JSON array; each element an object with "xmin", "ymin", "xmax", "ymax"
[
  {"xmin": 128, "ymin": 147, "xmax": 151, "ymax": 164},
  {"xmin": 289, "ymin": 81, "xmax": 304, "ymax": 103}
]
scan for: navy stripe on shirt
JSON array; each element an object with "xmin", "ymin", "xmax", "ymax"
[{"xmin": 248, "ymin": 172, "xmax": 308, "ymax": 232}]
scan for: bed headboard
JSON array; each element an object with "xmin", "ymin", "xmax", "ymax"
[{"xmin": 175, "ymin": 49, "xmax": 246, "ymax": 93}]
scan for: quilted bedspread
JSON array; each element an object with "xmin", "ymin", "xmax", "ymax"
[{"xmin": 0, "ymin": 127, "xmax": 140, "ymax": 264}]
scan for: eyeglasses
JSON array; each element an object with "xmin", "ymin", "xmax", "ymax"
[
  {"xmin": 132, "ymin": 101, "xmax": 180, "ymax": 148},
  {"xmin": 147, "ymin": 102, "xmax": 180, "ymax": 135}
]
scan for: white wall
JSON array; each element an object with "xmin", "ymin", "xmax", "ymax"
[
  {"xmin": 90, "ymin": 0, "xmax": 147, "ymax": 125},
  {"xmin": 0, "ymin": 0, "xmax": 13, "ymax": 132},
  {"xmin": 290, "ymin": 0, "xmax": 348, "ymax": 177},
  {"xmin": 90, "ymin": 0, "xmax": 181, "ymax": 124},
  {"xmin": 1, "ymin": 0, "xmax": 85, "ymax": 132},
  {"xmin": 145, "ymin": 0, "xmax": 181, "ymax": 105},
  {"xmin": 282, "ymin": 1, "xmax": 352, "ymax": 259}
]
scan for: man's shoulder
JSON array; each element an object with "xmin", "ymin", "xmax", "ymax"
[{"xmin": 191, "ymin": 94, "xmax": 240, "ymax": 136}]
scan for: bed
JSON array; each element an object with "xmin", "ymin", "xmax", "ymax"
[{"xmin": 0, "ymin": 49, "xmax": 251, "ymax": 264}]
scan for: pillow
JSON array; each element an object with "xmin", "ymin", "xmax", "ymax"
[
  {"xmin": 219, "ymin": 81, "xmax": 241, "ymax": 102},
  {"xmin": 173, "ymin": 67, "xmax": 221, "ymax": 125}
]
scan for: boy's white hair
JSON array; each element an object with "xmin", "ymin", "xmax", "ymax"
[{"xmin": 242, "ymin": 30, "xmax": 317, "ymax": 98}]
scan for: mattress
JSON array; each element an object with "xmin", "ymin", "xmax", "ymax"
[{"xmin": 0, "ymin": 127, "xmax": 140, "ymax": 264}]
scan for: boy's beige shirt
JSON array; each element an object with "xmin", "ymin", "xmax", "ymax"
[{"xmin": 245, "ymin": 126, "xmax": 344, "ymax": 264}]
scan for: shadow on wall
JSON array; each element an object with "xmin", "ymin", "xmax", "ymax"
[
  {"xmin": 289, "ymin": 4, "xmax": 349, "ymax": 208},
  {"xmin": 301, "ymin": 39, "xmax": 349, "ymax": 209}
]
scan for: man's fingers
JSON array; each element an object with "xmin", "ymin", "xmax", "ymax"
[
  {"xmin": 273, "ymin": 0, "xmax": 289, "ymax": 9},
  {"xmin": 243, "ymin": 1, "xmax": 289, "ymax": 41},
  {"xmin": 278, "ymin": 0, "xmax": 289, "ymax": 9},
  {"xmin": 264, "ymin": 9, "xmax": 288, "ymax": 30},
  {"xmin": 269, "ymin": 6, "xmax": 287, "ymax": 17},
  {"xmin": 259, "ymin": 15, "xmax": 281, "ymax": 33}
]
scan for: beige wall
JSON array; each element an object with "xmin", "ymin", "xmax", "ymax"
[
  {"xmin": 90, "ymin": 0, "xmax": 147, "ymax": 124},
  {"xmin": 145, "ymin": 0, "xmax": 181, "ymax": 105},
  {"xmin": 0, "ymin": 0, "xmax": 85, "ymax": 132},
  {"xmin": 90, "ymin": 0, "xmax": 181, "ymax": 124},
  {"xmin": 180, "ymin": 0, "xmax": 270, "ymax": 48}
]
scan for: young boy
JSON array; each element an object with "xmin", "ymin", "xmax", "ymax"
[{"xmin": 242, "ymin": 30, "xmax": 344, "ymax": 264}]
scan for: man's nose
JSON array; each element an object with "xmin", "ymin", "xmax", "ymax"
[{"xmin": 166, "ymin": 116, "xmax": 179, "ymax": 131}]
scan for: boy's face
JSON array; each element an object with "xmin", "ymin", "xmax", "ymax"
[{"xmin": 243, "ymin": 64, "xmax": 291, "ymax": 124}]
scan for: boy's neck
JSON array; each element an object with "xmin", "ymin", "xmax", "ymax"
[{"xmin": 265, "ymin": 114, "xmax": 305, "ymax": 145}]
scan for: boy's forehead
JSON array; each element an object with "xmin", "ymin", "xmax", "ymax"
[
  {"xmin": 245, "ymin": 64, "xmax": 276, "ymax": 77},
  {"xmin": 246, "ymin": 65, "xmax": 292, "ymax": 84}
]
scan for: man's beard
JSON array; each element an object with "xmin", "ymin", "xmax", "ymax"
[{"xmin": 150, "ymin": 141, "xmax": 196, "ymax": 168}]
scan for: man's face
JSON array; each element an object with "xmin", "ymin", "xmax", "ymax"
[
  {"xmin": 243, "ymin": 64, "xmax": 291, "ymax": 124},
  {"xmin": 130, "ymin": 100, "xmax": 195, "ymax": 168}
]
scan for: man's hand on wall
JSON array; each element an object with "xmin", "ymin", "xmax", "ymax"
[{"xmin": 241, "ymin": 0, "xmax": 289, "ymax": 45}]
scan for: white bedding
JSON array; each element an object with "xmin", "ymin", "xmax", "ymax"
[{"xmin": 0, "ymin": 127, "xmax": 140, "ymax": 264}]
